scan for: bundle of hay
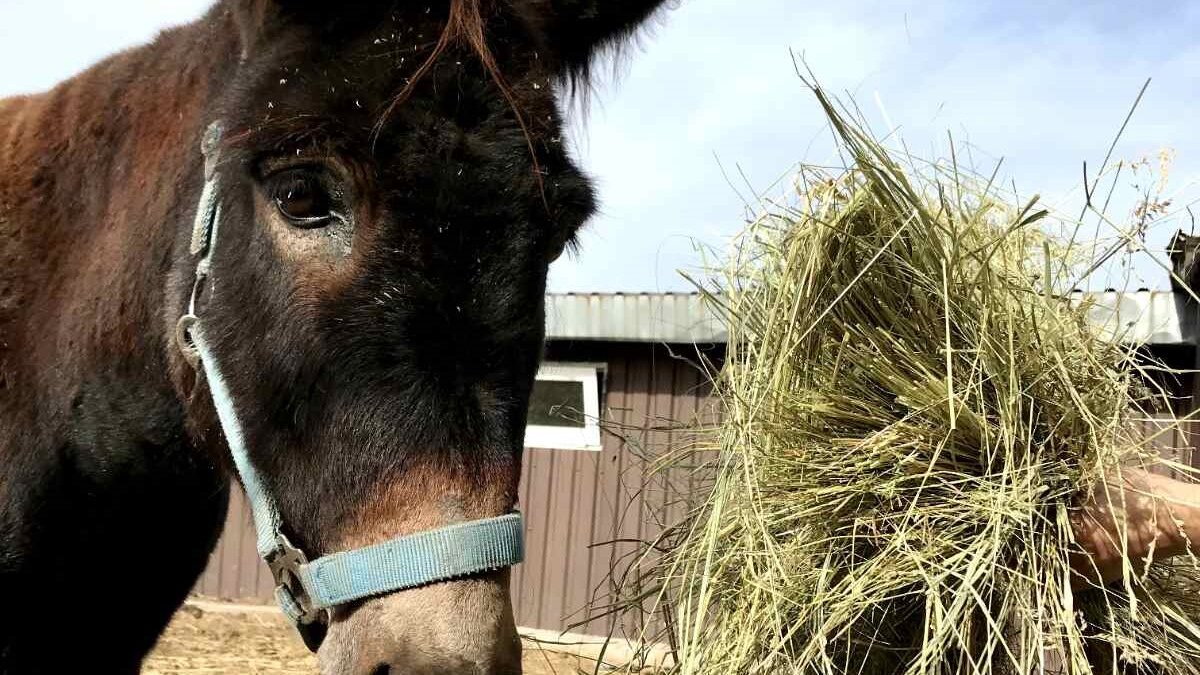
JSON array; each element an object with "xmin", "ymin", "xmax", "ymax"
[{"xmin": 647, "ymin": 86, "xmax": 1200, "ymax": 675}]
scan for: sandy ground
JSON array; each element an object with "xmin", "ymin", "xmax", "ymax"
[{"xmin": 142, "ymin": 604, "xmax": 605, "ymax": 675}]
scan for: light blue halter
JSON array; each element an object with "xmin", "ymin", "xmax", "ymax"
[{"xmin": 175, "ymin": 122, "xmax": 525, "ymax": 637}]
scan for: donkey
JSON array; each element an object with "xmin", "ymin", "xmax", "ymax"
[{"xmin": 0, "ymin": 1, "xmax": 668, "ymax": 673}]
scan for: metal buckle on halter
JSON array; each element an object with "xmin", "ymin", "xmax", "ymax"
[
  {"xmin": 266, "ymin": 534, "xmax": 324, "ymax": 626},
  {"xmin": 174, "ymin": 269, "xmax": 208, "ymax": 370},
  {"xmin": 175, "ymin": 314, "xmax": 200, "ymax": 369}
]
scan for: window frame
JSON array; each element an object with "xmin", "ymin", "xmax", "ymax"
[{"xmin": 524, "ymin": 362, "xmax": 605, "ymax": 451}]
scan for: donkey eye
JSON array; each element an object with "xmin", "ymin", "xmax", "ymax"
[{"xmin": 267, "ymin": 169, "xmax": 339, "ymax": 228}]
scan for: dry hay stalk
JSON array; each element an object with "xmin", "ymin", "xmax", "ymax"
[{"xmin": 631, "ymin": 83, "xmax": 1200, "ymax": 675}]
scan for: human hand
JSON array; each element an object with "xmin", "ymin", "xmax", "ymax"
[{"xmin": 1069, "ymin": 468, "xmax": 1193, "ymax": 590}]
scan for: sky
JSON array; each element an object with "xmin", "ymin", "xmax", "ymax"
[{"xmin": 2, "ymin": 1, "xmax": 1197, "ymax": 293}]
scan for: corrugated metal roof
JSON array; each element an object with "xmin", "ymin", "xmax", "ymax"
[
  {"xmin": 1078, "ymin": 290, "xmax": 1194, "ymax": 346},
  {"xmin": 545, "ymin": 293, "xmax": 726, "ymax": 343},
  {"xmin": 546, "ymin": 291, "xmax": 1194, "ymax": 346}
]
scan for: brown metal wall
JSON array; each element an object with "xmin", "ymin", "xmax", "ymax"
[
  {"xmin": 193, "ymin": 341, "xmax": 722, "ymax": 638},
  {"xmin": 194, "ymin": 487, "xmax": 277, "ymax": 601},
  {"xmin": 510, "ymin": 342, "xmax": 720, "ymax": 637}
]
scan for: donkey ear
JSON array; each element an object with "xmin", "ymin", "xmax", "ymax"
[{"xmin": 530, "ymin": 0, "xmax": 673, "ymax": 73}]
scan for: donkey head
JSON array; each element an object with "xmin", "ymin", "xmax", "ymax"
[{"xmin": 176, "ymin": 1, "xmax": 668, "ymax": 673}]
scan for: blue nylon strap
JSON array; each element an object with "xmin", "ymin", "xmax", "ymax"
[
  {"xmin": 184, "ymin": 121, "xmax": 526, "ymax": 628},
  {"xmin": 298, "ymin": 513, "xmax": 525, "ymax": 610},
  {"xmin": 191, "ymin": 323, "xmax": 285, "ymax": 558},
  {"xmin": 192, "ymin": 320, "xmax": 526, "ymax": 620}
]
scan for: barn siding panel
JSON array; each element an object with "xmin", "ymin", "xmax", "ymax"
[
  {"xmin": 509, "ymin": 451, "xmax": 534, "ymax": 619},
  {"xmin": 518, "ymin": 447, "xmax": 555, "ymax": 626},
  {"xmin": 561, "ymin": 448, "xmax": 601, "ymax": 631},
  {"xmin": 537, "ymin": 448, "xmax": 576, "ymax": 628},
  {"xmin": 582, "ymin": 355, "xmax": 630, "ymax": 637},
  {"xmin": 609, "ymin": 353, "xmax": 651, "ymax": 640}
]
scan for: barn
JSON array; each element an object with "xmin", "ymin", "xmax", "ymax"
[{"xmin": 193, "ymin": 286, "xmax": 1199, "ymax": 641}]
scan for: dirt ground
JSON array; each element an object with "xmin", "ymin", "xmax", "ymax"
[{"xmin": 142, "ymin": 604, "xmax": 606, "ymax": 675}]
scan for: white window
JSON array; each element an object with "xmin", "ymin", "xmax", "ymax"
[{"xmin": 524, "ymin": 363, "xmax": 604, "ymax": 451}]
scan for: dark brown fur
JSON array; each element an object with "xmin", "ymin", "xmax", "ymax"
[{"xmin": 0, "ymin": 1, "xmax": 668, "ymax": 673}]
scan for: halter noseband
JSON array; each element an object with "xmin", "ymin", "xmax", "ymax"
[{"xmin": 175, "ymin": 122, "xmax": 525, "ymax": 650}]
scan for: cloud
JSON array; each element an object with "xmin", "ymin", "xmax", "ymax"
[
  {"xmin": 2, "ymin": 1, "xmax": 1195, "ymax": 293},
  {"xmin": 550, "ymin": 0, "xmax": 1200, "ymax": 292},
  {"xmin": 0, "ymin": 0, "xmax": 211, "ymax": 96}
]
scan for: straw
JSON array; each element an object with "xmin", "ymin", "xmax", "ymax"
[{"xmin": 630, "ymin": 82, "xmax": 1200, "ymax": 675}]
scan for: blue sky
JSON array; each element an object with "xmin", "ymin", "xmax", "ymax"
[{"xmin": 3, "ymin": 1, "xmax": 1197, "ymax": 292}]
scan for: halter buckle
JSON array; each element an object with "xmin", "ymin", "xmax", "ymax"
[
  {"xmin": 175, "ymin": 315, "xmax": 200, "ymax": 370},
  {"xmin": 176, "ymin": 267, "xmax": 209, "ymax": 371},
  {"xmin": 266, "ymin": 534, "xmax": 325, "ymax": 627}
]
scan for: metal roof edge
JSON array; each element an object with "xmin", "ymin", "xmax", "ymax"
[
  {"xmin": 545, "ymin": 293, "xmax": 726, "ymax": 344},
  {"xmin": 545, "ymin": 291, "xmax": 1193, "ymax": 346}
]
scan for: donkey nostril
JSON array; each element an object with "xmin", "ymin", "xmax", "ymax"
[{"xmin": 370, "ymin": 666, "xmax": 391, "ymax": 675}]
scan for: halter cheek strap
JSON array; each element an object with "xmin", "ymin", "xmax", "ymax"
[{"xmin": 176, "ymin": 121, "xmax": 524, "ymax": 642}]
